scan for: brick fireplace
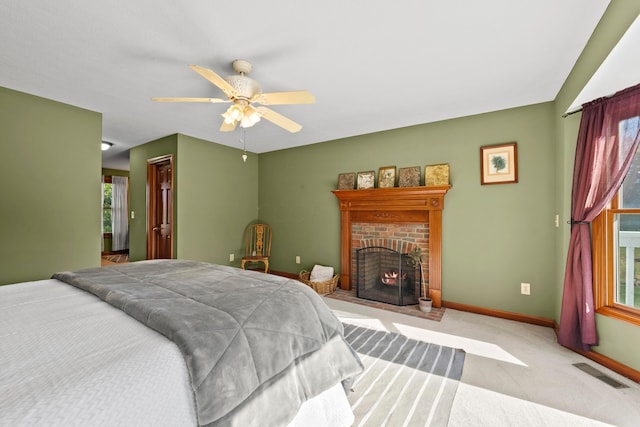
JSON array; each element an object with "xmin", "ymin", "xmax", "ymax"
[
  {"xmin": 351, "ymin": 222, "xmax": 428, "ymax": 286},
  {"xmin": 332, "ymin": 186, "xmax": 450, "ymax": 308}
]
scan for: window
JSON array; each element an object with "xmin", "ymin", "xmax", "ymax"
[
  {"xmin": 593, "ymin": 116, "xmax": 640, "ymax": 326},
  {"xmin": 102, "ymin": 177, "xmax": 113, "ymax": 236}
]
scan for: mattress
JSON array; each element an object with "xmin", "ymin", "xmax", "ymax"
[{"xmin": 0, "ymin": 278, "xmax": 354, "ymax": 426}]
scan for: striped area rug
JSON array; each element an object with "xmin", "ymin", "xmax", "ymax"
[{"xmin": 343, "ymin": 323, "xmax": 466, "ymax": 427}]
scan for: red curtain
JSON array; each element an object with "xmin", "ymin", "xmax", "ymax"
[{"xmin": 559, "ymin": 83, "xmax": 640, "ymax": 351}]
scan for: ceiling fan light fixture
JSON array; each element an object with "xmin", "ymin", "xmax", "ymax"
[
  {"xmin": 222, "ymin": 112, "xmax": 234, "ymax": 124},
  {"xmin": 222, "ymin": 104, "xmax": 242, "ymax": 124},
  {"xmin": 241, "ymin": 106, "xmax": 261, "ymax": 128},
  {"xmin": 247, "ymin": 107, "xmax": 261, "ymax": 122},
  {"xmin": 222, "ymin": 102, "xmax": 263, "ymax": 128},
  {"xmin": 240, "ymin": 116, "xmax": 259, "ymax": 128},
  {"xmin": 154, "ymin": 61, "xmax": 312, "ymax": 133}
]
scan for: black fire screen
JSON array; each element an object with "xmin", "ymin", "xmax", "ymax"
[{"xmin": 356, "ymin": 246, "xmax": 420, "ymax": 306}]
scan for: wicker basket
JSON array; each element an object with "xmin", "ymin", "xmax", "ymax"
[{"xmin": 299, "ymin": 270, "xmax": 339, "ymax": 294}]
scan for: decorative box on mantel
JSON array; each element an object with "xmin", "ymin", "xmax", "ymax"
[{"xmin": 332, "ymin": 186, "xmax": 451, "ymax": 308}]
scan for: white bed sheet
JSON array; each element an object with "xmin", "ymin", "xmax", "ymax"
[
  {"xmin": 0, "ymin": 279, "xmax": 354, "ymax": 427},
  {"xmin": 0, "ymin": 279, "xmax": 197, "ymax": 426}
]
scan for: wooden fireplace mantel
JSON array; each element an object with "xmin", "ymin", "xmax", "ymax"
[{"xmin": 332, "ymin": 185, "xmax": 451, "ymax": 308}]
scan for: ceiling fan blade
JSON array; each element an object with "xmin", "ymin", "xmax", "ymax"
[
  {"xmin": 220, "ymin": 120, "xmax": 238, "ymax": 132},
  {"xmin": 152, "ymin": 97, "xmax": 230, "ymax": 103},
  {"xmin": 189, "ymin": 64, "xmax": 236, "ymax": 98},
  {"xmin": 256, "ymin": 106, "xmax": 302, "ymax": 133},
  {"xmin": 253, "ymin": 90, "xmax": 315, "ymax": 105}
]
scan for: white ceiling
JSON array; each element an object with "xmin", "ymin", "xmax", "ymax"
[
  {"xmin": 0, "ymin": 1, "xmax": 619, "ymax": 170},
  {"xmin": 568, "ymin": 14, "xmax": 640, "ymax": 112}
]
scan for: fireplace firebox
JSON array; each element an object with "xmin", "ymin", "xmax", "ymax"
[{"xmin": 356, "ymin": 246, "xmax": 420, "ymax": 306}]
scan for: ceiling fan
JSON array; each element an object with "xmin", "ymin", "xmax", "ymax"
[{"xmin": 152, "ymin": 59, "xmax": 315, "ymax": 133}]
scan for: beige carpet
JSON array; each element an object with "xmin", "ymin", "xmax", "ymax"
[{"xmin": 326, "ymin": 297, "xmax": 640, "ymax": 427}]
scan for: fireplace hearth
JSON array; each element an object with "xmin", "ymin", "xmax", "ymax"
[{"xmin": 356, "ymin": 246, "xmax": 420, "ymax": 306}]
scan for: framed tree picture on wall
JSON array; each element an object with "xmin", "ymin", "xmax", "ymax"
[{"xmin": 480, "ymin": 142, "xmax": 518, "ymax": 185}]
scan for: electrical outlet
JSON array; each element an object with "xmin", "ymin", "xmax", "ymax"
[
  {"xmin": 229, "ymin": 253, "xmax": 234, "ymax": 262},
  {"xmin": 296, "ymin": 256, "xmax": 301, "ymax": 264},
  {"xmin": 130, "ymin": 211, "xmax": 135, "ymax": 219},
  {"xmin": 555, "ymin": 214, "xmax": 559, "ymax": 227},
  {"xmin": 521, "ymin": 282, "xmax": 531, "ymax": 295}
]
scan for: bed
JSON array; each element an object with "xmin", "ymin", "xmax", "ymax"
[{"xmin": 0, "ymin": 260, "xmax": 363, "ymax": 426}]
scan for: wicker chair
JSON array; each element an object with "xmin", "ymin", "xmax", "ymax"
[{"xmin": 241, "ymin": 223, "xmax": 272, "ymax": 273}]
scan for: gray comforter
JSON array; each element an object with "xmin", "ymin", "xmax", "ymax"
[{"xmin": 53, "ymin": 260, "xmax": 363, "ymax": 427}]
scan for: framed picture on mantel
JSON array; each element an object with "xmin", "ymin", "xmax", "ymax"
[
  {"xmin": 378, "ymin": 166, "xmax": 396, "ymax": 188},
  {"xmin": 425, "ymin": 163, "xmax": 450, "ymax": 186},
  {"xmin": 398, "ymin": 166, "xmax": 421, "ymax": 187},
  {"xmin": 357, "ymin": 171, "xmax": 375, "ymax": 189},
  {"xmin": 480, "ymin": 142, "xmax": 518, "ymax": 185},
  {"xmin": 337, "ymin": 172, "xmax": 356, "ymax": 190}
]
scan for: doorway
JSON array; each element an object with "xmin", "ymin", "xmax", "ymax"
[
  {"xmin": 146, "ymin": 155, "xmax": 174, "ymax": 259},
  {"xmin": 101, "ymin": 173, "xmax": 130, "ymax": 265}
]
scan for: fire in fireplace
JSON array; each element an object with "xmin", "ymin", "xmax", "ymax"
[{"xmin": 356, "ymin": 246, "xmax": 420, "ymax": 306}]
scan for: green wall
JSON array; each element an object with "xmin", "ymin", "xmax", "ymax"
[
  {"xmin": 175, "ymin": 134, "xmax": 259, "ymax": 264},
  {"xmin": 102, "ymin": 168, "xmax": 129, "ymax": 178},
  {"xmin": 259, "ymin": 102, "xmax": 557, "ymax": 318},
  {"xmin": 128, "ymin": 133, "xmax": 259, "ymax": 265},
  {"xmin": 553, "ymin": 2, "xmax": 640, "ymax": 372},
  {"xmin": 0, "ymin": 87, "xmax": 102, "ymax": 285}
]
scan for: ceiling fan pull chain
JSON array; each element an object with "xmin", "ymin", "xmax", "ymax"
[{"xmin": 241, "ymin": 127, "xmax": 248, "ymax": 163}]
